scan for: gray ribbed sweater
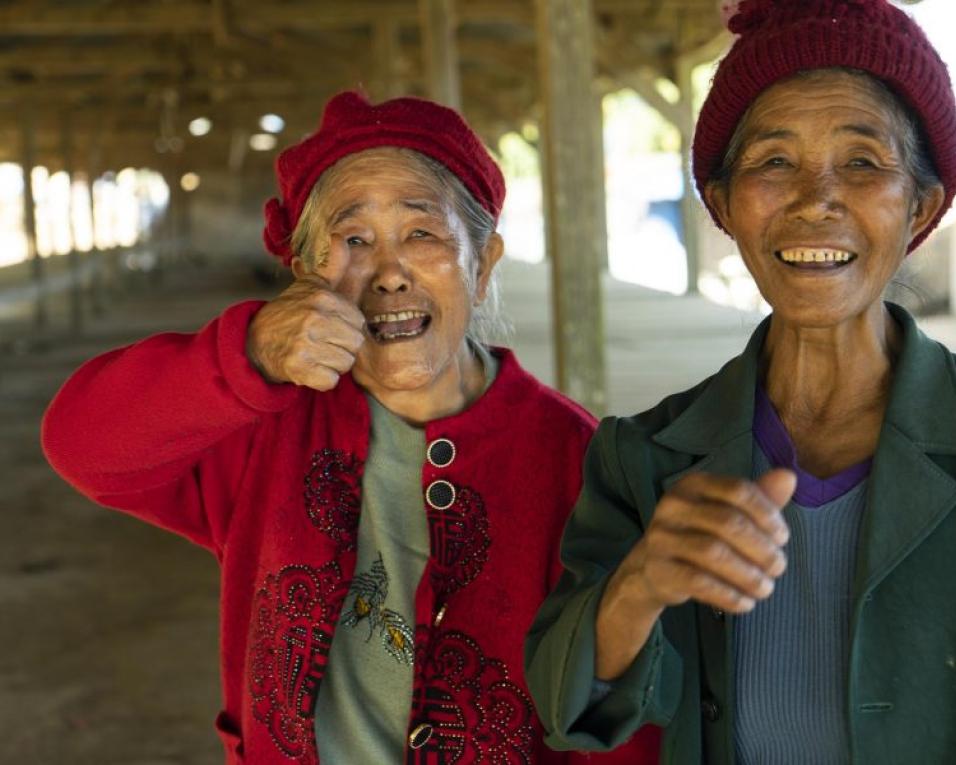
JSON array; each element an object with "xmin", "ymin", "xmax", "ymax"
[{"xmin": 733, "ymin": 443, "xmax": 867, "ymax": 764}]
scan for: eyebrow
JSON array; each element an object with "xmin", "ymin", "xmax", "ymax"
[
  {"xmin": 329, "ymin": 199, "xmax": 444, "ymax": 227},
  {"xmin": 835, "ymin": 123, "xmax": 887, "ymax": 141},
  {"xmin": 331, "ymin": 202, "xmax": 365, "ymax": 227},
  {"xmin": 747, "ymin": 128, "xmax": 796, "ymax": 145}
]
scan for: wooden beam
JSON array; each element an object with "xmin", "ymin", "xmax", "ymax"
[
  {"xmin": 536, "ymin": 0, "xmax": 607, "ymax": 415},
  {"xmin": 616, "ymin": 71, "xmax": 683, "ymax": 132},
  {"xmin": 0, "ymin": 1, "xmax": 534, "ymax": 36},
  {"xmin": 419, "ymin": 0, "xmax": 462, "ymax": 109}
]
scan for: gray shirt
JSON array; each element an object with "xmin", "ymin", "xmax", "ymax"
[
  {"xmin": 314, "ymin": 344, "xmax": 497, "ymax": 763},
  {"xmin": 733, "ymin": 442, "xmax": 867, "ymax": 764}
]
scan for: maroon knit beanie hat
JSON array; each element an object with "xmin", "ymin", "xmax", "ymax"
[
  {"xmin": 694, "ymin": 0, "xmax": 956, "ymax": 253},
  {"xmin": 263, "ymin": 90, "xmax": 506, "ymax": 265}
]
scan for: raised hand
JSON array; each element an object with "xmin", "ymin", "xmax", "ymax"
[
  {"xmin": 595, "ymin": 468, "xmax": 796, "ymax": 679},
  {"xmin": 247, "ymin": 236, "xmax": 366, "ymax": 391}
]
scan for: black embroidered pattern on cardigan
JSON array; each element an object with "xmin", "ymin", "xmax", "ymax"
[{"xmin": 303, "ymin": 448, "xmax": 363, "ymax": 551}]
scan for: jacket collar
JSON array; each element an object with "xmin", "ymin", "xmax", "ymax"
[
  {"xmin": 652, "ymin": 304, "xmax": 956, "ymax": 455},
  {"xmin": 856, "ymin": 304, "xmax": 956, "ymax": 593},
  {"xmin": 880, "ymin": 303, "xmax": 956, "ymax": 452},
  {"xmin": 651, "ymin": 303, "xmax": 956, "ymax": 594}
]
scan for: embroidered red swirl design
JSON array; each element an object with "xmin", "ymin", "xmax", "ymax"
[
  {"xmin": 304, "ymin": 448, "xmax": 362, "ymax": 551},
  {"xmin": 248, "ymin": 563, "xmax": 348, "ymax": 764}
]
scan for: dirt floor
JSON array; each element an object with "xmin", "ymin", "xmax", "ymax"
[{"xmin": 0, "ymin": 262, "xmax": 283, "ymax": 765}]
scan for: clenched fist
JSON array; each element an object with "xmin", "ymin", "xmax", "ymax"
[{"xmin": 247, "ymin": 237, "xmax": 365, "ymax": 391}]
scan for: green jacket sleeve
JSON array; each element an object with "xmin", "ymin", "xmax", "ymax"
[{"xmin": 525, "ymin": 417, "xmax": 682, "ymax": 751}]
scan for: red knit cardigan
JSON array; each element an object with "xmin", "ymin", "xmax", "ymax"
[{"xmin": 41, "ymin": 300, "xmax": 660, "ymax": 764}]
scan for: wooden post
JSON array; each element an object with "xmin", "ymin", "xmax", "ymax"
[
  {"xmin": 87, "ymin": 140, "xmax": 106, "ymax": 315},
  {"xmin": 675, "ymin": 32, "xmax": 730, "ymax": 294},
  {"xmin": 676, "ymin": 56, "xmax": 699, "ymax": 295},
  {"xmin": 536, "ymin": 0, "xmax": 607, "ymax": 415},
  {"xmin": 419, "ymin": 0, "xmax": 461, "ymax": 109},
  {"xmin": 60, "ymin": 110, "xmax": 84, "ymax": 334},
  {"xmin": 20, "ymin": 110, "xmax": 46, "ymax": 330},
  {"xmin": 372, "ymin": 20, "xmax": 403, "ymax": 100}
]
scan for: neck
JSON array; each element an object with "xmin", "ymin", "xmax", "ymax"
[
  {"xmin": 762, "ymin": 303, "xmax": 900, "ymax": 476},
  {"xmin": 362, "ymin": 342, "xmax": 486, "ymax": 427}
]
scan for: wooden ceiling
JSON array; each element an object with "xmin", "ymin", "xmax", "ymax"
[{"xmin": 0, "ymin": 0, "xmax": 725, "ymax": 175}]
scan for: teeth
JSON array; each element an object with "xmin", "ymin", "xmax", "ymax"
[
  {"xmin": 778, "ymin": 249, "xmax": 853, "ymax": 263},
  {"xmin": 369, "ymin": 310, "xmax": 428, "ymax": 323},
  {"xmin": 379, "ymin": 329, "xmax": 423, "ymax": 340}
]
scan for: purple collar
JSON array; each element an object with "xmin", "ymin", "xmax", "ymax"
[{"xmin": 753, "ymin": 386, "xmax": 871, "ymax": 508}]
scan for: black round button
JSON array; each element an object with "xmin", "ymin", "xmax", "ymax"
[
  {"xmin": 409, "ymin": 722, "xmax": 434, "ymax": 749},
  {"xmin": 427, "ymin": 438, "xmax": 456, "ymax": 468},
  {"xmin": 702, "ymin": 699, "xmax": 721, "ymax": 722},
  {"xmin": 711, "ymin": 607, "xmax": 725, "ymax": 621},
  {"xmin": 426, "ymin": 480, "xmax": 456, "ymax": 510}
]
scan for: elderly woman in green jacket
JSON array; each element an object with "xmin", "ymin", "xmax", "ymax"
[{"xmin": 526, "ymin": 1, "xmax": 956, "ymax": 763}]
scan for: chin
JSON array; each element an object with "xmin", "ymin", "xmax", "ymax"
[{"xmin": 354, "ymin": 353, "xmax": 447, "ymax": 393}]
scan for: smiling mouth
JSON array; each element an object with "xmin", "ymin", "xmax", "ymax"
[
  {"xmin": 775, "ymin": 248, "xmax": 857, "ymax": 268},
  {"xmin": 366, "ymin": 310, "xmax": 432, "ymax": 342}
]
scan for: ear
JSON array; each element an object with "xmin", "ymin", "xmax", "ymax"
[
  {"xmin": 909, "ymin": 183, "xmax": 946, "ymax": 245},
  {"xmin": 474, "ymin": 233, "xmax": 505, "ymax": 304},
  {"xmin": 704, "ymin": 181, "xmax": 733, "ymax": 234},
  {"xmin": 291, "ymin": 256, "xmax": 308, "ymax": 279}
]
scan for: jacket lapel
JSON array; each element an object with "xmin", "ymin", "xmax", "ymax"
[
  {"xmin": 854, "ymin": 305, "xmax": 956, "ymax": 599},
  {"xmin": 652, "ymin": 317, "xmax": 768, "ymax": 765}
]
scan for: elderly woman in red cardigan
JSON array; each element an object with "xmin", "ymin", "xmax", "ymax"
[{"xmin": 41, "ymin": 92, "xmax": 659, "ymax": 764}]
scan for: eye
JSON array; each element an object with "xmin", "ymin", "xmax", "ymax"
[
  {"xmin": 847, "ymin": 157, "xmax": 877, "ymax": 168},
  {"xmin": 762, "ymin": 156, "xmax": 791, "ymax": 168},
  {"xmin": 410, "ymin": 229, "xmax": 432, "ymax": 239},
  {"xmin": 345, "ymin": 235, "xmax": 367, "ymax": 247}
]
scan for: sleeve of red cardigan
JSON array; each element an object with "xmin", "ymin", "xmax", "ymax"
[{"xmin": 41, "ymin": 300, "xmax": 301, "ymax": 553}]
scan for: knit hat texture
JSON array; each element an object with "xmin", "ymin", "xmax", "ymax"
[
  {"xmin": 263, "ymin": 91, "xmax": 506, "ymax": 265},
  {"xmin": 694, "ymin": 0, "xmax": 956, "ymax": 252}
]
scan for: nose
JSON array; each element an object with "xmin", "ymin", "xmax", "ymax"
[
  {"xmin": 370, "ymin": 242, "xmax": 411, "ymax": 293},
  {"xmin": 787, "ymin": 167, "xmax": 844, "ymax": 223}
]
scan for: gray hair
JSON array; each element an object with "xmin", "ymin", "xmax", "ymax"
[
  {"xmin": 291, "ymin": 147, "xmax": 510, "ymax": 345},
  {"xmin": 710, "ymin": 68, "xmax": 941, "ymax": 207}
]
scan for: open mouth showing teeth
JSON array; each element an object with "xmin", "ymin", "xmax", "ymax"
[
  {"xmin": 367, "ymin": 310, "xmax": 432, "ymax": 342},
  {"xmin": 775, "ymin": 248, "xmax": 857, "ymax": 267}
]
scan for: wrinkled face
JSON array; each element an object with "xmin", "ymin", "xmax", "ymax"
[
  {"xmin": 706, "ymin": 71, "xmax": 943, "ymax": 328},
  {"xmin": 299, "ymin": 148, "xmax": 495, "ymax": 391}
]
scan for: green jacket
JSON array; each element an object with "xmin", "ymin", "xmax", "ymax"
[{"xmin": 526, "ymin": 304, "xmax": 956, "ymax": 764}]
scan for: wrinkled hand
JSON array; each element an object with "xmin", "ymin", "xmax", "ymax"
[
  {"xmin": 247, "ymin": 237, "xmax": 365, "ymax": 390},
  {"xmin": 596, "ymin": 469, "xmax": 795, "ymax": 679},
  {"xmin": 619, "ymin": 469, "xmax": 794, "ymax": 614}
]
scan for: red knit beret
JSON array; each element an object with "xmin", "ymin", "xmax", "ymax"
[
  {"xmin": 694, "ymin": 0, "xmax": 956, "ymax": 252},
  {"xmin": 263, "ymin": 90, "xmax": 506, "ymax": 265}
]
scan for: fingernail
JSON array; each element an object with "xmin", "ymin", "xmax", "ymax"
[
  {"xmin": 773, "ymin": 524, "xmax": 790, "ymax": 545},
  {"xmin": 738, "ymin": 597, "xmax": 756, "ymax": 612},
  {"xmin": 757, "ymin": 577, "xmax": 774, "ymax": 598},
  {"xmin": 769, "ymin": 551, "xmax": 787, "ymax": 577}
]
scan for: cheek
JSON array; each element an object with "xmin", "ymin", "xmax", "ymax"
[{"xmin": 727, "ymin": 180, "xmax": 785, "ymax": 239}]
